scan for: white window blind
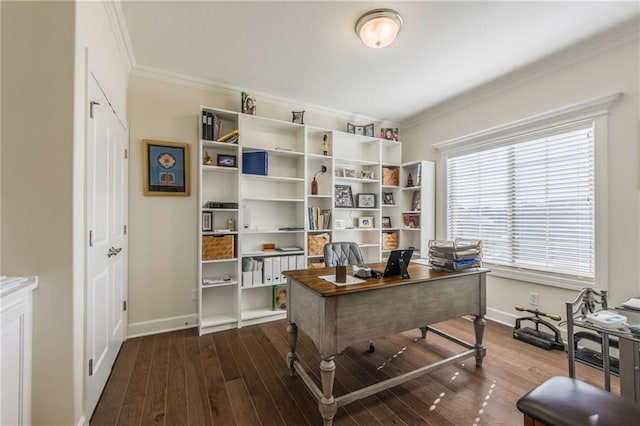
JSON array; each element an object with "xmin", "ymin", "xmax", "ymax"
[{"xmin": 446, "ymin": 122, "xmax": 595, "ymax": 284}]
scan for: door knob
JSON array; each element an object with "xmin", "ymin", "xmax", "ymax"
[{"xmin": 108, "ymin": 247, "xmax": 123, "ymax": 257}]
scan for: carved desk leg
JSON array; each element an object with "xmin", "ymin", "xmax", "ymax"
[
  {"xmin": 287, "ymin": 322, "xmax": 298, "ymax": 377},
  {"xmin": 474, "ymin": 315, "xmax": 487, "ymax": 367},
  {"xmin": 319, "ymin": 356, "xmax": 337, "ymax": 426}
]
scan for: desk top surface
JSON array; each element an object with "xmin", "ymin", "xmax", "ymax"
[{"xmin": 285, "ymin": 263, "xmax": 489, "ymax": 297}]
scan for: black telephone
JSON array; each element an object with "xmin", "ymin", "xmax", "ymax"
[{"xmin": 353, "ymin": 266, "xmax": 380, "ymax": 279}]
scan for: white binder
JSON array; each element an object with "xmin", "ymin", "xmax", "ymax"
[
  {"xmin": 296, "ymin": 255, "xmax": 305, "ymax": 270},
  {"xmin": 263, "ymin": 257, "xmax": 273, "ymax": 284},
  {"xmin": 280, "ymin": 256, "xmax": 289, "ymax": 277},
  {"xmin": 272, "ymin": 257, "xmax": 282, "ymax": 284},
  {"xmin": 289, "ymin": 255, "xmax": 298, "ymax": 270}
]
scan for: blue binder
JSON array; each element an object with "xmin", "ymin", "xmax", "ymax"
[{"xmin": 242, "ymin": 151, "xmax": 268, "ymax": 175}]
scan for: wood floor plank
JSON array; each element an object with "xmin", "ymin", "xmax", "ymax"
[
  {"xmin": 198, "ymin": 333, "xmax": 237, "ymax": 426},
  {"xmin": 184, "ymin": 328, "xmax": 212, "ymax": 426},
  {"xmin": 225, "ymin": 377, "xmax": 261, "ymax": 425},
  {"xmin": 116, "ymin": 334, "xmax": 156, "ymax": 426},
  {"xmin": 93, "ymin": 317, "xmax": 624, "ymax": 426},
  {"xmin": 165, "ymin": 330, "xmax": 188, "ymax": 426},
  {"xmin": 90, "ymin": 338, "xmax": 140, "ymax": 425}
]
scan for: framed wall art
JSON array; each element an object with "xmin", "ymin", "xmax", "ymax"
[
  {"xmin": 334, "ymin": 185, "xmax": 354, "ymax": 208},
  {"xmin": 356, "ymin": 193, "xmax": 376, "ymax": 208},
  {"xmin": 142, "ymin": 139, "xmax": 190, "ymax": 196}
]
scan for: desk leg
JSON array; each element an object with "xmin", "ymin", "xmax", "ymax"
[
  {"xmin": 474, "ymin": 315, "xmax": 487, "ymax": 367},
  {"xmin": 319, "ymin": 357, "xmax": 337, "ymax": 426},
  {"xmin": 287, "ymin": 322, "xmax": 298, "ymax": 377},
  {"xmin": 419, "ymin": 326, "xmax": 428, "ymax": 339}
]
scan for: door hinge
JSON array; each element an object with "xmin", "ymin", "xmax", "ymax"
[
  {"xmin": 89, "ymin": 230, "xmax": 93, "ymax": 247},
  {"xmin": 123, "ymin": 300, "xmax": 127, "ymax": 311},
  {"xmin": 89, "ymin": 101, "xmax": 100, "ymax": 119},
  {"xmin": 124, "ymin": 149, "xmax": 128, "ymax": 159},
  {"xmin": 124, "ymin": 224, "xmax": 127, "ymax": 235},
  {"xmin": 89, "ymin": 359, "xmax": 93, "ymax": 376}
]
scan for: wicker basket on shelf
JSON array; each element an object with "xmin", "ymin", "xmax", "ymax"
[
  {"xmin": 382, "ymin": 167, "xmax": 399, "ymax": 186},
  {"xmin": 202, "ymin": 235, "xmax": 234, "ymax": 260},
  {"xmin": 307, "ymin": 233, "xmax": 330, "ymax": 256},
  {"xmin": 382, "ymin": 232, "xmax": 399, "ymax": 250}
]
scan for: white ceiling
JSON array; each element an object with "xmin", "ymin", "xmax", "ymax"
[{"xmin": 119, "ymin": 1, "xmax": 639, "ymax": 124}]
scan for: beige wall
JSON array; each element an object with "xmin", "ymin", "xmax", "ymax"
[
  {"xmin": 2, "ymin": 1, "xmax": 129, "ymax": 424},
  {"xmin": 402, "ymin": 27, "xmax": 640, "ymax": 323}
]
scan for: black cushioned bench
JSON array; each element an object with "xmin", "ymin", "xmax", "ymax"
[{"xmin": 516, "ymin": 376, "xmax": 640, "ymax": 426}]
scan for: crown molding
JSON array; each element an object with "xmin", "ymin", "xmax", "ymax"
[
  {"xmin": 402, "ymin": 17, "xmax": 639, "ymax": 130},
  {"xmin": 129, "ymin": 65, "xmax": 390, "ymax": 126},
  {"xmin": 105, "ymin": 0, "xmax": 136, "ymax": 71}
]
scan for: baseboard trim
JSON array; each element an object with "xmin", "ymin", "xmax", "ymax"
[
  {"xmin": 486, "ymin": 307, "xmax": 519, "ymax": 327},
  {"xmin": 127, "ymin": 314, "xmax": 198, "ymax": 338},
  {"xmin": 76, "ymin": 415, "xmax": 87, "ymax": 426}
]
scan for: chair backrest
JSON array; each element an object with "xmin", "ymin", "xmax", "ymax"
[{"xmin": 323, "ymin": 242, "xmax": 364, "ymax": 267}]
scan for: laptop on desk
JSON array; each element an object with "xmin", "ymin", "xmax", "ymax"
[{"xmin": 381, "ymin": 247, "xmax": 415, "ymax": 279}]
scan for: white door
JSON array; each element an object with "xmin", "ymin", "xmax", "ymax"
[{"xmin": 86, "ymin": 72, "xmax": 128, "ymax": 415}]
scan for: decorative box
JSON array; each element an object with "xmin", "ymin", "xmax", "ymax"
[
  {"xmin": 382, "ymin": 231, "xmax": 399, "ymax": 250},
  {"xmin": 382, "ymin": 167, "xmax": 399, "ymax": 186},
  {"xmin": 202, "ymin": 235, "xmax": 234, "ymax": 260}
]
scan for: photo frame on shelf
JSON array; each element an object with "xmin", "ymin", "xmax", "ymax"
[
  {"xmin": 356, "ymin": 193, "xmax": 376, "ymax": 208},
  {"xmin": 142, "ymin": 139, "xmax": 190, "ymax": 196},
  {"xmin": 272, "ymin": 285, "xmax": 287, "ymax": 310},
  {"xmin": 380, "ymin": 127, "xmax": 399, "ymax": 141},
  {"xmin": 241, "ymin": 91, "xmax": 256, "ymax": 115},
  {"xmin": 364, "ymin": 123, "xmax": 374, "ymax": 137},
  {"xmin": 360, "ymin": 170, "xmax": 374, "ymax": 179},
  {"xmin": 412, "ymin": 190, "xmax": 421, "ymax": 211},
  {"xmin": 382, "ymin": 216, "xmax": 392, "ymax": 228},
  {"xmin": 202, "ymin": 211, "xmax": 213, "ymax": 232},
  {"xmin": 382, "ymin": 192, "xmax": 395, "ymax": 205},
  {"xmin": 217, "ymin": 154, "xmax": 237, "ymax": 167},
  {"xmin": 343, "ymin": 167, "xmax": 356, "ymax": 178},
  {"xmin": 334, "ymin": 168, "xmax": 342, "ymax": 177},
  {"xmin": 334, "ymin": 219, "xmax": 346, "ymax": 229},
  {"xmin": 334, "ymin": 185, "xmax": 354, "ymax": 208},
  {"xmin": 292, "ymin": 110, "xmax": 305, "ymax": 124},
  {"xmin": 403, "ymin": 213, "xmax": 420, "ymax": 229},
  {"xmin": 358, "ymin": 216, "xmax": 373, "ymax": 228}
]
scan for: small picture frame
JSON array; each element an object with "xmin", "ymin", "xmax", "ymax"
[
  {"xmin": 356, "ymin": 193, "xmax": 376, "ymax": 208},
  {"xmin": 292, "ymin": 110, "xmax": 305, "ymax": 124},
  {"xmin": 241, "ymin": 91, "xmax": 256, "ymax": 115},
  {"xmin": 334, "ymin": 184, "xmax": 354, "ymax": 208},
  {"xmin": 412, "ymin": 190, "xmax": 421, "ymax": 212},
  {"xmin": 343, "ymin": 167, "xmax": 356, "ymax": 178},
  {"xmin": 360, "ymin": 170, "xmax": 374, "ymax": 179},
  {"xmin": 382, "ymin": 192, "xmax": 395, "ymax": 205},
  {"xmin": 334, "ymin": 219, "xmax": 346, "ymax": 229},
  {"xmin": 382, "ymin": 216, "xmax": 392, "ymax": 228},
  {"xmin": 217, "ymin": 154, "xmax": 237, "ymax": 168},
  {"xmin": 364, "ymin": 123, "xmax": 374, "ymax": 137},
  {"xmin": 202, "ymin": 211, "xmax": 213, "ymax": 232},
  {"xmin": 403, "ymin": 213, "xmax": 420, "ymax": 229},
  {"xmin": 334, "ymin": 168, "xmax": 342, "ymax": 177},
  {"xmin": 380, "ymin": 128, "xmax": 399, "ymax": 141},
  {"xmin": 358, "ymin": 216, "xmax": 373, "ymax": 228},
  {"xmin": 346, "ymin": 123, "xmax": 355, "ymax": 134}
]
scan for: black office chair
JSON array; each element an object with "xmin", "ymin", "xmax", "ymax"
[
  {"xmin": 323, "ymin": 242, "xmax": 364, "ymax": 267},
  {"xmin": 323, "ymin": 242, "xmax": 375, "ymax": 353}
]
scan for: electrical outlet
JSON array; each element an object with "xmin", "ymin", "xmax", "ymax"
[
  {"xmin": 529, "ymin": 292, "xmax": 539, "ymax": 306},
  {"xmin": 192, "ymin": 289, "xmax": 198, "ymax": 301}
]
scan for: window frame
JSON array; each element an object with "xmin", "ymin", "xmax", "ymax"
[{"xmin": 434, "ymin": 93, "xmax": 620, "ymax": 290}]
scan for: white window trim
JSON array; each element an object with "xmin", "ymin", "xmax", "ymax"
[{"xmin": 434, "ymin": 93, "xmax": 621, "ymax": 290}]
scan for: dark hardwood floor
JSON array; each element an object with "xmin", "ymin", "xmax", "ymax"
[{"xmin": 91, "ymin": 318, "xmax": 619, "ymax": 425}]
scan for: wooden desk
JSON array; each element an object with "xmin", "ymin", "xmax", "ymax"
[{"xmin": 285, "ymin": 263, "xmax": 488, "ymax": 426}]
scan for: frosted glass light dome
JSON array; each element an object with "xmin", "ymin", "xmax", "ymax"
[{"xmin": 355, "ymin": 9, "xmax": 403, "ymax": 49}]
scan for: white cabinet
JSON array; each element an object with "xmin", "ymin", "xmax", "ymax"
[
  {"xmin": 197, "ymin": 106, "xmax": 433, "ymax": 334},
  {"xmin": 1, "ymin": 277, "xmax": 38, "ymax": 426}
]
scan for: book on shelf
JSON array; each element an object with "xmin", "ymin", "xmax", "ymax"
[
  {"xmin": 307, "ymin": 206, "xmax": 331, "ymax": 230},
  {"xmin": 217, "ymin": 129, "xmax": 239, "ymax": 142}
]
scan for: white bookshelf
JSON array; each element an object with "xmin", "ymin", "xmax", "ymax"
[{"xmin": 197, "ymin": 106, "xmax": 433, "ymax": 335}]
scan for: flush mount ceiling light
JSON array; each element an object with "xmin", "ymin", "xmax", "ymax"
[{"xmin": 355, "ymin": 8, "xmax": 403, "ymax": 49}]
